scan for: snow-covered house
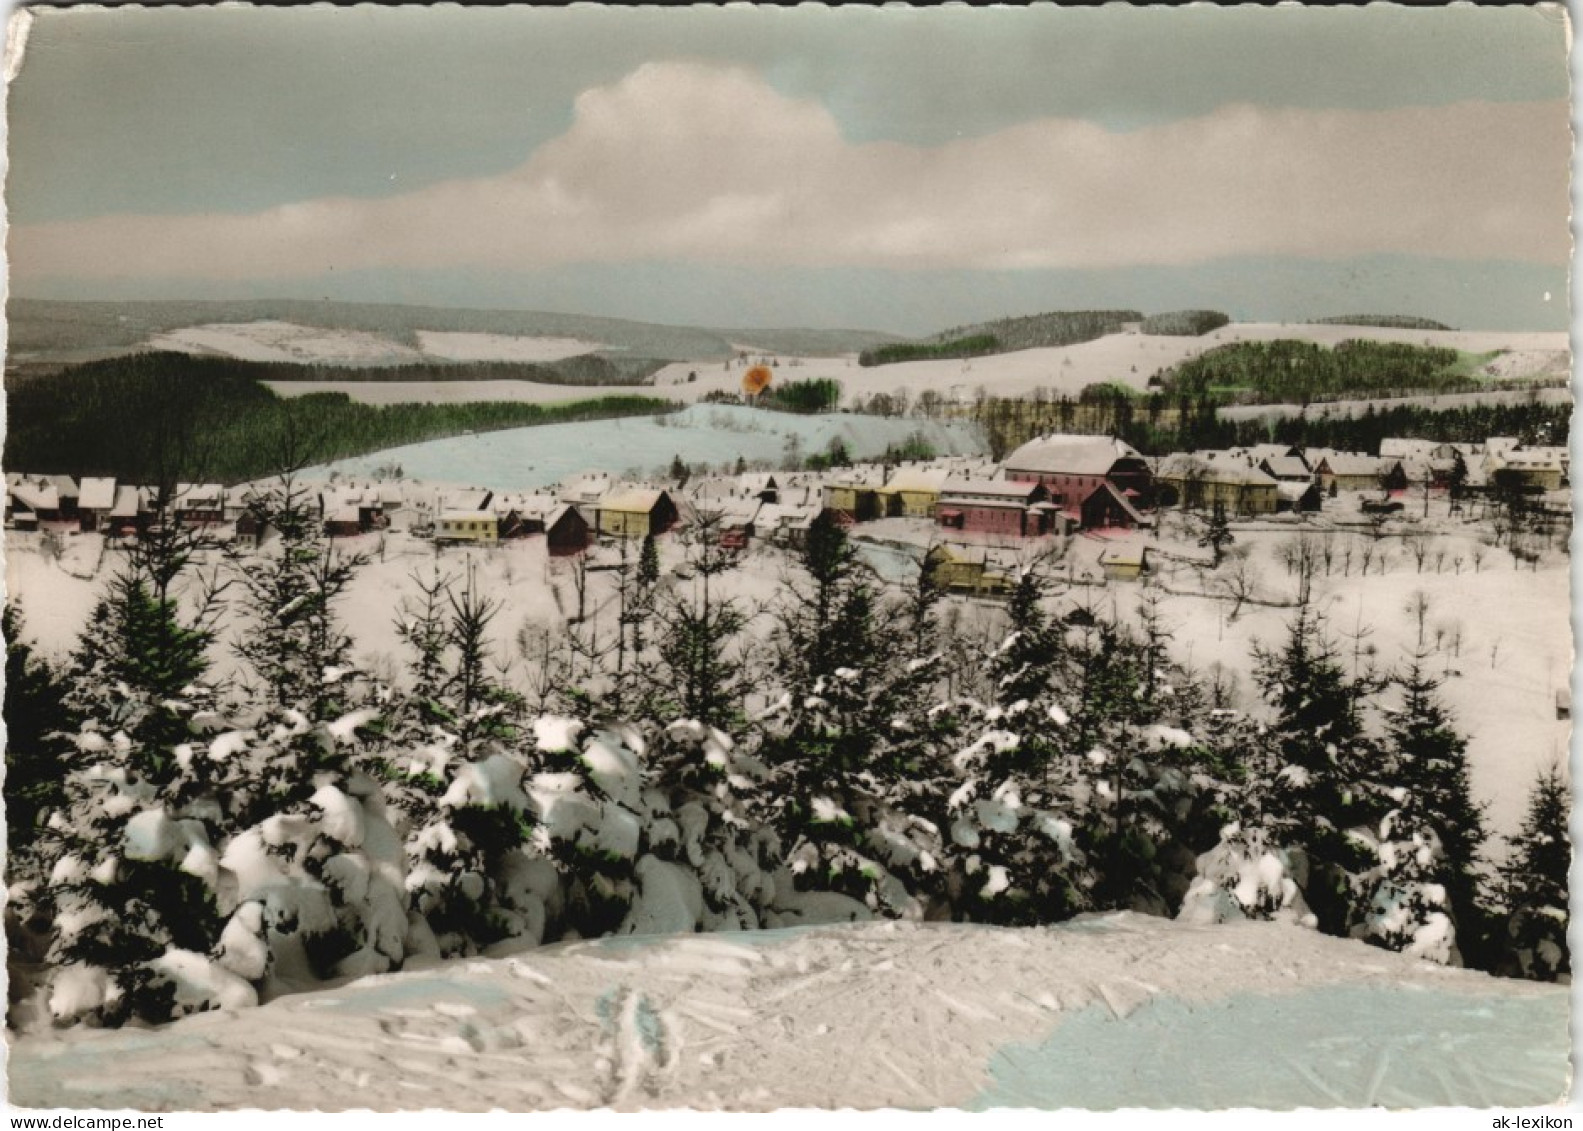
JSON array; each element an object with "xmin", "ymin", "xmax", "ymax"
[
  {"xmin": 596, "ymin": 488, "xmax": 680, "ymax": 539},
  {"xmin": 876, "ymin": 465, "xmax": 954, "ymax": 518},
  {"xmin": 108, "ymin": 486, "xmax": 151, "ymax": 537},
  {"xmin": 76, "ymin": 476, "xmax": 118, "ymax": 532},
  {"xmin": 1099, "ymin": 544, "xmax": 1151, "ymax": 582},
  {"xmin": 544, "ymin": 504, "xmax": 591, "ymax": 556},
  {"xmin": 1307, "ymin": 451, "xmax": 1397, "ymax": 493},
  {"xmin": 822, "ymin": 466, "xmax": 888, "ymax": 523},
  {"xmin": 1240, "ymin": 443, "xmax": 1306, "ymax": 468},
  {"xmin": 1491, "ymin": 449, "xmax": 1566, "ymax": 492},
  {"xmin": 1276, "ymin": 480, "xmax": 1324, "ymax": 513},
  {"xmin": 738, "ymin": 472, "xmax": 780, "ymax": 503},
  {"xmin": 711, "ymin": 497, "xmax": 763, "ymax": 549},
  {"xmin": 1001, "ymin": 433, "xmax": 1153, "ymax": 510},
  {"xmin": 7, "ymin": 476, "xmax": 61, "ymax": 525},
  {"xmin": 1077, "ymin": 481, "xmax": 1150, "ymax": 530},
  {"xmin": 935, "ymin": 479, "xmax": 1060, "ymax": 538},
  {"xmin": 493, "ymin": 491, "xmax": 562, "ymax": 538},
  {"xmin": 438, "ymin": 487, "xmax": 494, "ymax": 514},
  {"xmin": 320, "ymin": 484, "xmax": 387, "ymax": 536},
  {"xmin": 48, "ymin": 475, "xmax": 80, "ymax": 522},
  {"xmin": 173, "ymin": 483, "xmax": 226, "ymax": 525},
  {"xmin": 558, "ymin": 472, "xmax": 614, "ymax": 508},
  {"xmin": 1157, "ymin": 454, "xmax": 1279, "ymax": 516},
  {"xmin": 436, "ymin": 510, "xmax": 499, "ymax": 546},
  {"xmin": 1259, "ymin": 455, "xmax": 1313, "ymax": 485},
  {"xmin": 234, "ymin": 509, "xmax": 266, "ymax": 550},
  {"xmin": 754, "ymin": 499, "xmax": 822, "ymax": 548},
  {"xmin": 923, "ymin": 542, "xmax": 1017, "ymax": 596}
]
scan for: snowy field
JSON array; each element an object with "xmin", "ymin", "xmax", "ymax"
[
  {"xmin": 1118, "ymin": 529, "xmax": 1572, "ymax": 845},
  {"xmin": 145, "ymin": 322, "xmax": 614, "ymax": 368},
  {"xmin": 145, "ymin": 321, "xmax": 428, "ymax": 367},
  {"xmin": 414, "ymin": 331, "xmax": 610, "ymax": 362},
  {"xmin": 644, "ymin": 323, "xmax": 1571, "ymax": 406},
  {"xmin": 297, "ymin": 405, "xmax": 989, "ymax": 488},
  {"xmin": 8, "ymin": 914, "xmax": 1567, "ymax": 1111},
  {"xmin": 4, "ymin": 504, "xmax": 1568, "ymax": 847},
  {"xmin": 244, "ymin": 322, "xmax": 1569, "ymax": 410}
]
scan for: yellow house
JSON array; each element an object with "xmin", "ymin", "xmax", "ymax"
[
  {"xmin": 596, "ymin": 489, "xmax": 680, "ymax": 539},
  {"xmin": 1158, "ymin": 455, "xmax": 1279, "ymax": 516},
  {"xmin": 877, "ymin": 467, "xmax": 952, "ymax": 518},
  {"xmin": 923, "ymin": 544, "xmax": 1015, "ymax": 596},
  {"xmin": 822, "ymin": 478, "xmax": 883, "ymax": 522},
  {"xmin": 436, "ymin": 510, "xmax": 499, "ymax": 546},
  {"xmin": 1099, "ymin": 545, "xmax": 1151, "ymax": 582}
]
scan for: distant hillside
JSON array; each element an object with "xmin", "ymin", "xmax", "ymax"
[
  {"xmin": 251, "ymin": 353, "xmax": 667, "ymax": 387},
  {"xmin": 1317, "ymin": 315, "xmax": 1456, "ymax": 331},
  {"xmin": 931, "ymin": 309, "xmax": 1142, "ymax": 352},
  {"xmin": 859, "ymin": 309, "xmax": 1141, "ymax": 367},
  {"xmin": 1153, "ymin": 339, "xmax": 1480, "ymax": 404},
  {"xmin": 1140, "ymin": 309, "xmax": 1230, "ymax": 336},
  {"xmin": 7, "ymin": 298, "xmax": 740, "ymax": 365},
  {"xmin": 708, "ymin": 327, "xmax": 905, "ymax": 356},
  {"xmin": 4, "ymin": 351, "xmax": 675, "ymax": 483}
]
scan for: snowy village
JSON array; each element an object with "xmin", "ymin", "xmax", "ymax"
[{"xmin": 2, "ymin": 4, "xmax": 1574, "ymax": 1117}]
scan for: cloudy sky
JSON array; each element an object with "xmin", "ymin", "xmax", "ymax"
[{"xmin": 5, "ymin": 5, "xmax": 1573, "ymax": 333}]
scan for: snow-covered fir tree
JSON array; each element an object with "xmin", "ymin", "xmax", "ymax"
[
  {"xmin": 232, "ymin": 470, "xmax": 365, "ymax": 724},
  {"xmin": 32, "ymin": 506, "xmax": 241, "ymax": 1024},
  {"xmin": 650, "ymin": 511, "xmax": 748, "ymax": 729},
  {"xmin": 944, "ymin": 569, "xmax": 1102, "ymax": 926},
  {"xmin": 5, "ymin": 605, "xmax": 71, "ymax": 885},
  {"xmin": 759, "ymin": 511, "xmax": 946, "ymax": 919},
  {"xmin": 1497, "ymin": 764, "xmax": 1570, "ymax": 982},
  {"xmin": 1249, "ymin": 601, "xmax": 1381, "ymax": 935},
  {"xmin": 1349, "ymin": 601, "xmax": 1487, "ymax": 965},
  {"xmin": 385, "ymin": 564, "xmax": 538, "ymax": 955}
]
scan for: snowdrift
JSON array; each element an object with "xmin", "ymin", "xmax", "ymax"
[{"xmin": 10, "ymin": 913, "xmax": 1568, "ymax": 1112}]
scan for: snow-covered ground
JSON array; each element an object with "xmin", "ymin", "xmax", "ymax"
[
  {"xmin": 145, "ymin": 322, "xmax": 429, "ymax": 367},
  {"xmin": 8, "ymin": 914, "xmax": 1567, "ymax": 1111},
  {"xmin": 647, "ymin": 323, "xmax": 1570, "ymax": 406},
  {"xmin": 144, "ymin": 322, "xmax": 615, "ymax": 368},
  {"xmin": 298, "ymin": 405, "xmax": 988, "ymax": 489},
  {"xmin": 252, "ymin": 323, "xmax": 1569, "ymax": 410},
  {"xmin": 414, "ymin": 331, "xmax": 610, "ymax": 362},
  {"xmin": 1127, "ymin": 533, "xmax": 1571, "ymax": 846},
  {"xmin": 5, "ymin": 504, "xmax": 1567, "ymax": 848}
]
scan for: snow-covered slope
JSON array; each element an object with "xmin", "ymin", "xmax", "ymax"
[{"xmin": 9, "ymin": 914, "xmax": 1567, "ymax": 1111}]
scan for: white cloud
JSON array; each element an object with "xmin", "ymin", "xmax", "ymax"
[{"xmin": 11, "ymin": 61, "xmax": 1571, "ymax": 282}]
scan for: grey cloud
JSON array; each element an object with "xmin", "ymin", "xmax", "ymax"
[{"xmin": 11, "ymin": 63, "xmax": 1571, "ymax": 285}]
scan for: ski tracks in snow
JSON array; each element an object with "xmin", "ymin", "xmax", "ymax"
[{"xmin": 9, "ymin": 915, "xmax": 1568, "ymax": 1111}]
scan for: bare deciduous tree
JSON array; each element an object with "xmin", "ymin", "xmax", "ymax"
[{"xmin": 1216, "ymin": 552, "xmax": 1261, "ymax": 621}]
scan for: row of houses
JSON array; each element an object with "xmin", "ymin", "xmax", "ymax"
[
  {"xmin": 1379, "ymin": 437, "xmax": 1569, "ymax": 493},
  {"xmin": 810, "ymin": 427, "xmax": 1572, "ymax": 539},
  {"xmin": 10, "ymin": 432, "xmax": 1564, "ymax": 556},
  {"xmin": 4, "ymin": 475, "xmax": 252, "ymax": 538},
  {"xmin": 1153, "ymin": 437, "xmax": 1571, "ymax": 518},
  {"xmin": 819, "ymin": 437, "xmax": 1155, "ymax": 538}
]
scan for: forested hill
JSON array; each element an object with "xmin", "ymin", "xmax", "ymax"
[
  {"xmin": 859, "ymin": 309, "xmax": 1142, "ymax": 366},
  {"xmin": 1139, "ymin": 309, "xmax": 1230, "ymax": 336},
  {"xmin": 7, "ymin": 298, "xmax": 739, "ymax": 364},
  {"xmin": 1152, "ymin": 339, "xmax": 1481, "ymax": 404},
  {"xmin": 3, "ymin": 351, "xmax": 675, "ymax": 484},
  {"xmin": 1317, "ymin": 315, "xmax": 1456, "ymax": 331}
]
